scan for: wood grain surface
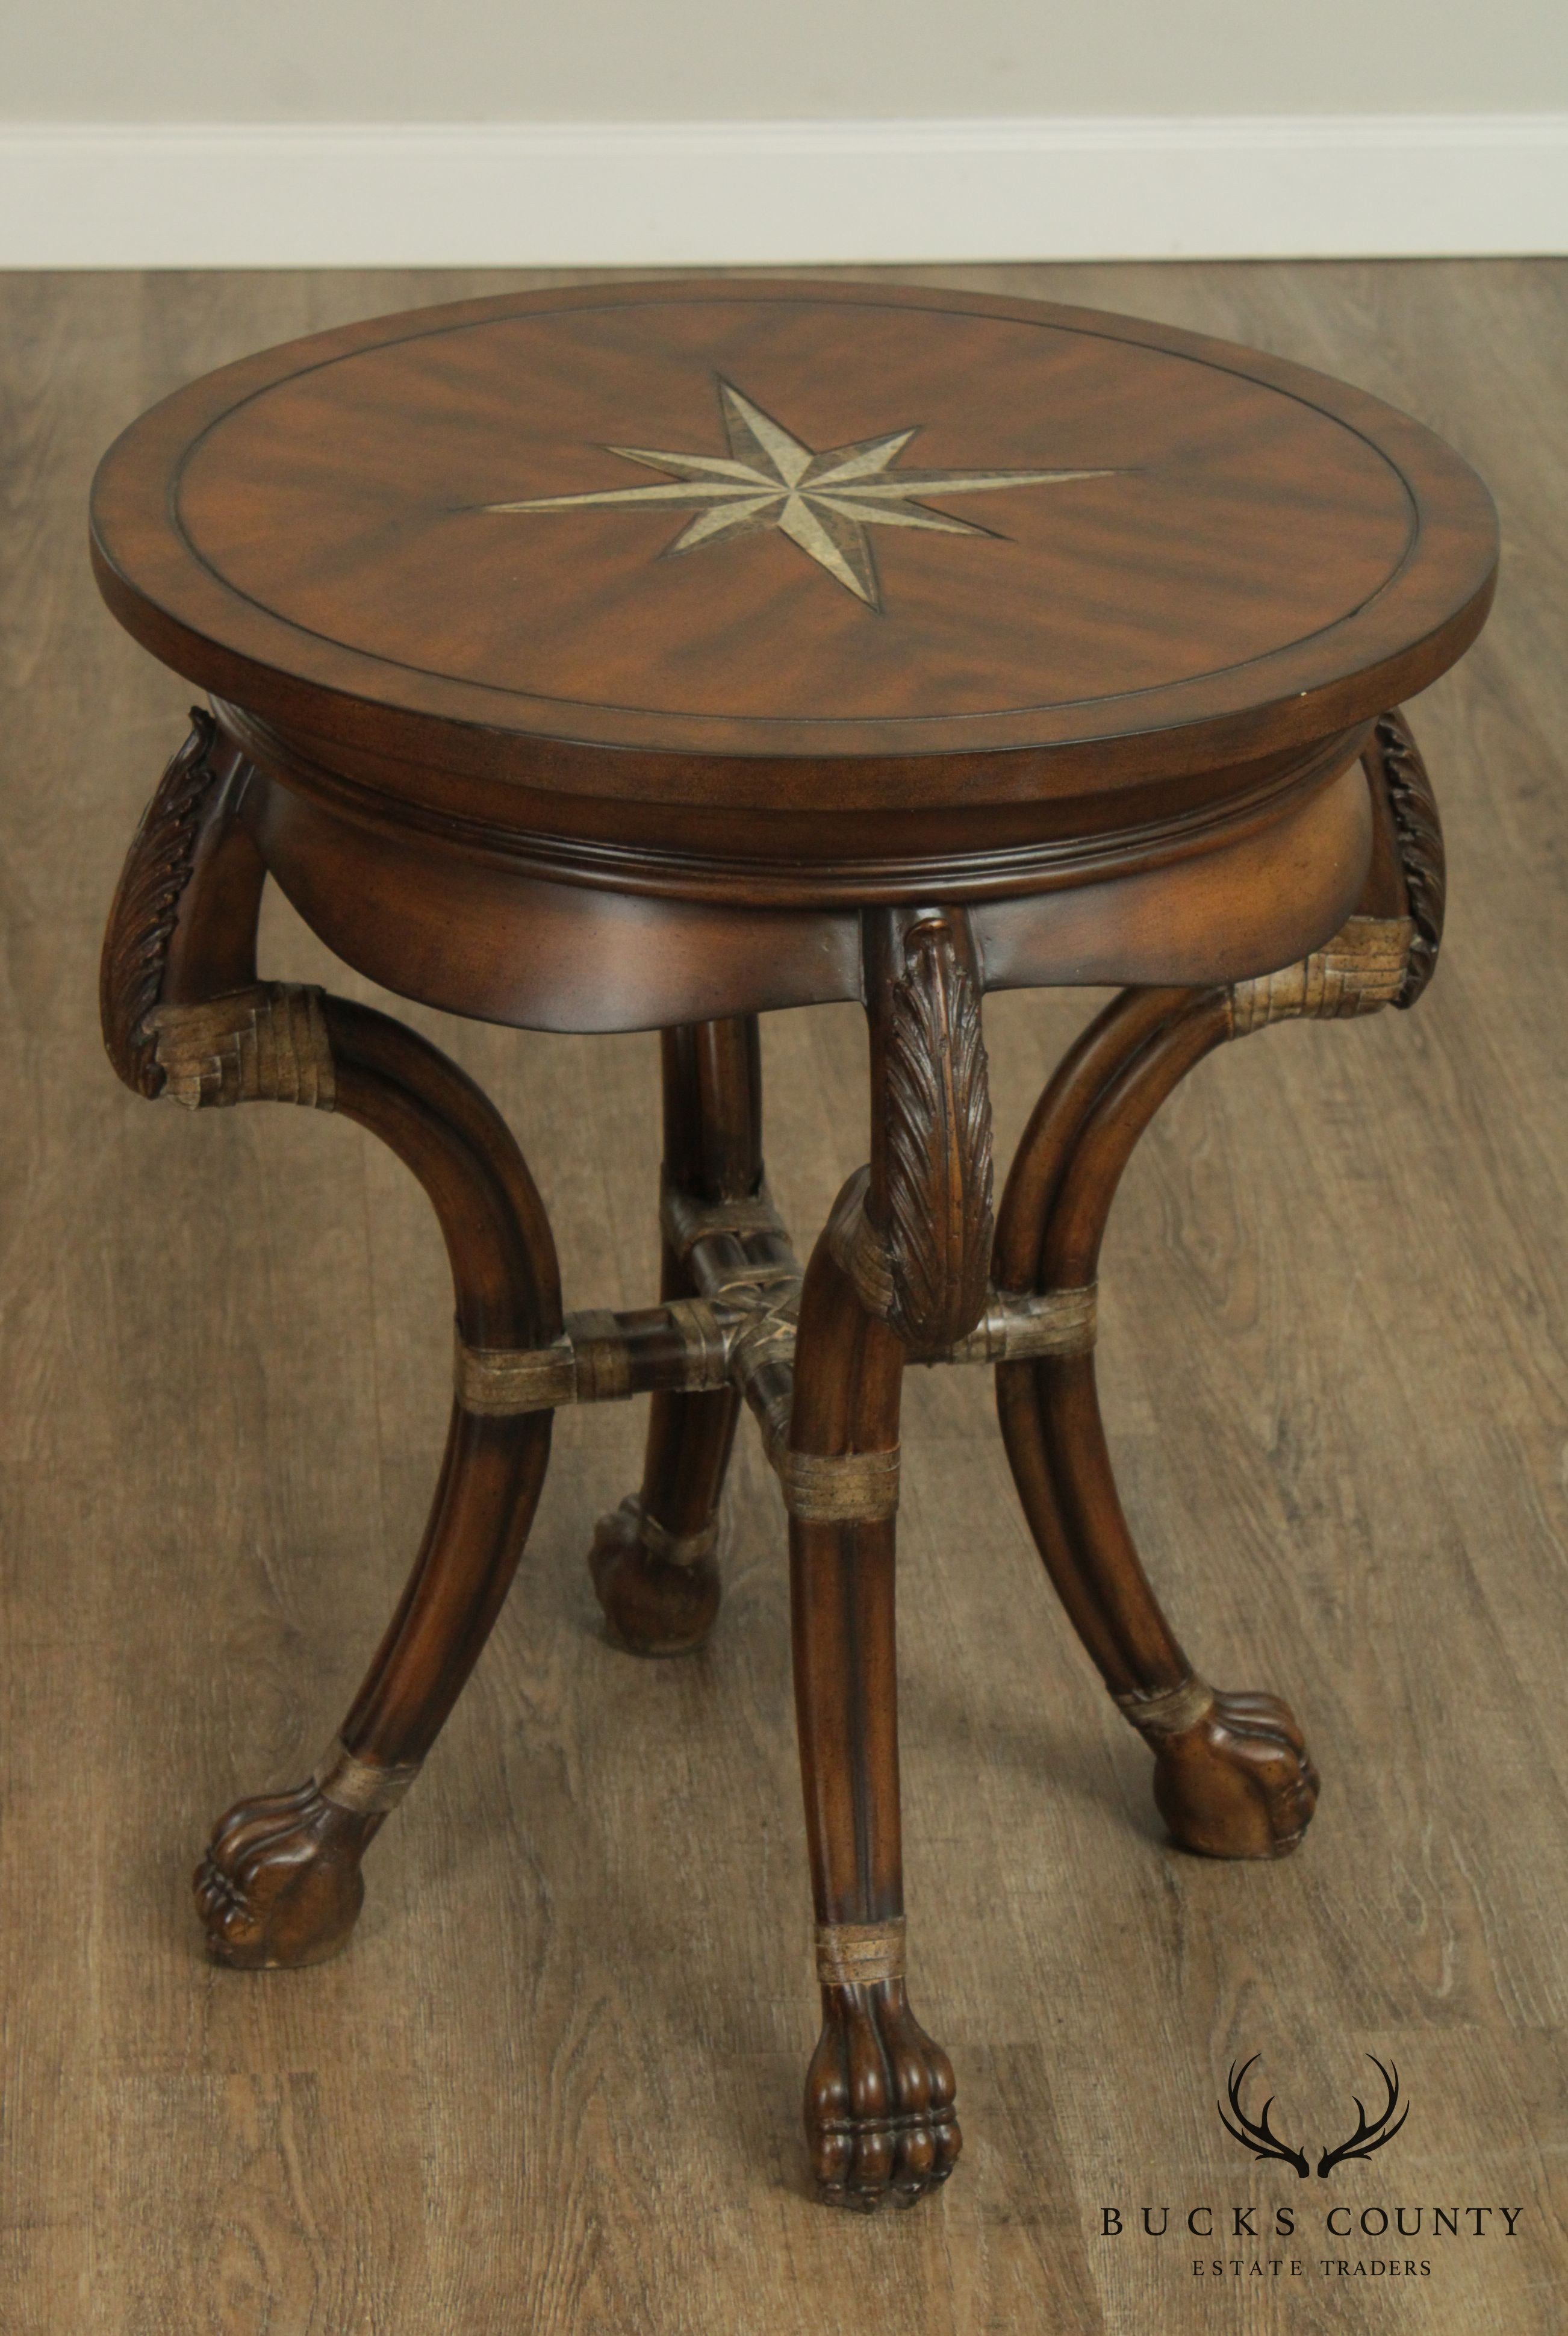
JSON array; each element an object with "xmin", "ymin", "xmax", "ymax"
[
  {"xmin": 4, "ymin": 260, "xmax": 1565, "ymax": 2331},
  {"xmin": 88, "ymin": 279, "xmax": 1496, "ymax": 775}
]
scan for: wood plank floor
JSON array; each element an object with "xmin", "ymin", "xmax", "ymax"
[{"xmin": 2, "ymin": 259, "xmax": 1565, "ymax": 2333}]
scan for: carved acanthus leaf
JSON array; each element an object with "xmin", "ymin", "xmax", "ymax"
[
  {"xmin": 1373, "ymin": 708, "xmax": 1446, "ymax": 1006},
  {"xmin": 99, "ymin": 710, "xmax": 224, "ymax": 1097},
  {"xmin": 882, "ymin": 920, "xmax": 994, "ymax": 1353}
]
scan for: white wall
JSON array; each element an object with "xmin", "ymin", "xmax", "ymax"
[
  {"xmin": 2, "ymin": 0, "xmax": 1565, "ymax": 263},
  {"xmin": 4, "ymin": 0, "xmax": 1567, "ymax": 121}
]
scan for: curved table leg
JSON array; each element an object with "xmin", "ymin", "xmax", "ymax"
[
  {"xmin": 102, "ymin": 714, "xmax": 562, "ymax": 1966},
  {"xmin": 588, "ymin": 1018, "xmax": 759, "ymax": 1654},
  {"xmin": 995, "ymin": 988, "xmax": 1319, "ymax": 1858},
  {"xmin": 993, "ymin": 708, "xmax": 1444, "ymax": 1859}
]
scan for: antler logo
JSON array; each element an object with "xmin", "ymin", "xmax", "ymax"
[
  {"xmin": 1218, "ymin": 2055, "xmax": 1408, "ymax": 2179},
  {"xmin": 1316, "ymin": 2058, "xmax": 1410, "ymax": 2179}
]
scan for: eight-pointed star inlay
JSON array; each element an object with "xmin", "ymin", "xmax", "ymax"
[{"xmin": 481, "ymin": 378, "xmax": 1117, "ymax": 611}]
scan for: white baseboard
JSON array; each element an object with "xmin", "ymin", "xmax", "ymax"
[{"xmin": 2, "ymin": 115, "xmax": 1565, "ymax": 269}]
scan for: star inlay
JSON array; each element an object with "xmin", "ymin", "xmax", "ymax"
[{"xmin": 481, "ymin": 378, "xmax": 1116, "ymax": 611}]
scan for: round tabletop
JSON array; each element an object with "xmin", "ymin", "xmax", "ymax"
[{"xmin": 92, "ymin": 278, "xmax": 1496, "ymax": 811}]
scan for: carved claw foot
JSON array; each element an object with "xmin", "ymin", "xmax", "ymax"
[
  {"xmin": 805, "ymin": 1982, "xmax": 962, "ymax": 2210},
  {"xmin": 194, "ymin": 1782, "xmax": 372, "ymax": 1968},
  {"xmin": 1135, "ymin": 1685, "xmax": 1320, "ymax": 1860},
  {"xmin": 588, "ymin": 1495, "xmax": 721, "ymax": 1657}
]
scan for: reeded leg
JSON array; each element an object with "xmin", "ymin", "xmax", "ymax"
[
  {"xmin": 588, "ymin": 1019, "xmax": 760, "ymax": 1654},
  {"xmin": 102, "ymin": 715, "xmax": 562, "ymax": 1965},
  {"xmin": 788, "ymin": 1215, "xmax": 959, "ymax": 2209},
  {"xmin": 994, "ymin": 987, "xmax": 1319, "ymax": 1858}
]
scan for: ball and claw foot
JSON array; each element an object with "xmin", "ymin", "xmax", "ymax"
[
  {"xmin": 588, "ymin": 1496, "xmax": 721, "ymax": 1657},
  {"xmin": 194, "ymin": 1781, "xmax": 372, "ymax": 1969},
  {"xmin": 806, "ymin": 1982, "xmax": 962, "ymax": 2210},
  {"xmin": 1149, "ymin": 1688, "xmax": 1320, "ymax": 1860}
]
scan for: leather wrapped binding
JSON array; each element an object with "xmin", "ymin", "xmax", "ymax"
[
  {"xmin": 313, "ymin": 1739, "xmax": 423, "ymax": 1816},
  {"xmin": 815, "ymin": 1919, "xmax": 907, "ymax": 1987},
  {"xmin": 146, "ymin": 981, "xmax": 335, "ymax": 1112},
  {"xmin": 778, "ymin": 1445, "xmax": 901, "ymax": 1525},
  {"xmin": 1115, "ymin": 1679, "xmax": 1218, "ymax": 1739}
]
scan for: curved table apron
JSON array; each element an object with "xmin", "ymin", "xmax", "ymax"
[{"xmin": 221, "ymin": 702, "xmax": 1376, "ymax": 1032}]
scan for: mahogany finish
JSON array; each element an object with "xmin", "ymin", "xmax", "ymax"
[{"xmin": 92, "ymin": 280, "xmax": 1495, "ymax": 2211}]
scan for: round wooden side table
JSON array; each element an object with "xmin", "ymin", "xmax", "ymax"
[{"xmin": 91, "ymin": 279, "xmax": 1496, "ymax": 2211}]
